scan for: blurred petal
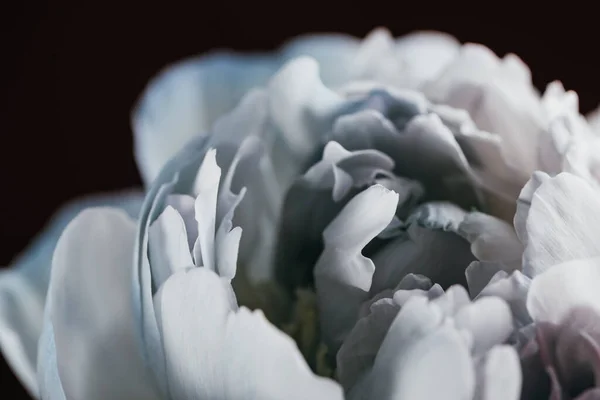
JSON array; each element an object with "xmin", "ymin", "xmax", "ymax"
[
  {"xmin": 473, "ymin": 345, "xmax": 522, "ymax": 400},
  {"xmin": 350, "ymin": 296, "xmax": 475, "ymax": 400},
  {"xmin": 527, "ymin": 257, "xmax": 600, "ymax": 324},
  {"xmin": 155, "ymin": 268, "xmax": 343, "ymax": 400},
  {"xmin": 458, "ymin": 211, "xmax": 523, "ymax": 266},
  {"xmin": 518, "ymin": 173, "xmax": 600, "ymax": 276},
  {"xmin": 45, "ymin": 208, "xmax": 159, "ymax": 400},
  {"xmin": 315, "ymin": 185, "xmax": 399, "ymax": 351},
  {"xmin": 453, "ymin": 297, "xmax": 513, "ymax": 356},
  {"xmin": 0, "ymin": 190, "xmax": 143, "ymax": 398},
  {"xmin": 588, "ymin": 106, "xmax": 600, "ymax": 134},
  {"xmin": 478, "ymin": 270, "xmax": 532, "ymax": 328},
  {"xmin": 424, "ymin": 44, "xmax": 543, "ymax": 175}
]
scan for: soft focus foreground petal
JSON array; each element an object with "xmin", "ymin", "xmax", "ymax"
[
  {"xmin": 315, "ymin": 185, "xmax": 399, "ymax": 351},
  {"xmin": 47, "ymin": 208, "xmax": 159, "ymax": 400},
  {"xmin": 0, "ymin": 190, "xmax": 143, "ymax": 398},
  {"xmin": 519, "ymin": 173, "xmax": 600, "ymax": 276},
  {"xmin": 473, "ymin": 345, "xmax": 522, "ymax": 400},
  {"xmin": 349, "ymin": 296, "xmax": 474, "ymax": 400},
  {"xmin": 155, "ymin": 268, "xmax": 343, "ymax": 400},
  {"xmin": 527, "ymin": 257, "xmax": 600, "ymax": 324}
]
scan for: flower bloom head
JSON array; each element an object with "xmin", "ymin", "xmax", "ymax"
[{"xmin": 2, "ymin": 27, "xmax": 600, "ymax": 399}]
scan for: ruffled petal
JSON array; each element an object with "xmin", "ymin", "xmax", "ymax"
[
  {"xmin": 370, "ymin": 202, "xmax": 476, "ymax": 294},
  {"xmin": 0, "ymin": 190, "xmax": 143, "ymax": 398},
  {"xmin": 314, "ymin": 185, "xmax": 399, "ymax": 351},
  {"xmin": 349, "ymin": 296, "xmax": 475, "ymax": 400},
  {"xmin": 154, "ymin": 267, "xmax": 343, "ymax": 400},
  {"xmin": 43, "ymin": 208, "xmax": 160, "ymax": 400}
]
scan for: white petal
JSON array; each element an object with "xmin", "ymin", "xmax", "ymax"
[
  {"xmin": 588, "ymin": 105, "xmax": 600, "ymax": 133},
  {"xmin": 47, "ymin": 208, "xmax": 159, "ymax": 400},
  {"xmin": 155, "ymin": 268, "xmax": 343, "ymax": 400},
  {"xmin": 315, "ymin": 185, "xmax": 399, "ymax": 351},
  {"xmin": 165, "ymin": 194, "xmax": 197, "ymax": 249},
  {"xmin": 351, "ymin": 296, "xmax": 474, "ymax": 400},
  {"xmin": 268, "ymin": 57, "xmax": 344, "ymax": 160},
  {"xmin": 0, "ymin": 190, "xmax": 143, "ymax": 398},
  {"xmin": 453, "ymin": 297, "xmax": 513, "ymax": 356},
  {"xmin": 37, "ymin": 315, "xmax": 65, "ymax": 400},
  {"xmin": 527, "ymin": 257, "xmax": 600, "ymax": 324},
  {"xmin": 474, "ymin": 345, "xmax": 522, "ymax": 400},
  {"xmin": 520, "ymin": 172, "xmax": 600, "ymax": 276},
  {"xmin": 192, "ymin": 149, "xmax": 221, "ymax": 270},
  {"xmin": 148, "ymin": 206, "xmax": 194, "ymax": 288},
  {"xmin": 478, "ymin": 270, "xmax": 532, "ymax": 328}
]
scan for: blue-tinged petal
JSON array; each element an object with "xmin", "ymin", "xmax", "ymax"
[
  {"xmin": 0, "ymin": 190, "xmax": 143, "ymax": 398},
  {"xmin": 527, "ymin": 257, "xmax": 600, "ymax": 324},
  {"xmin": 517, "ymin": 173, "xmax": 600, "ymax": 277},
  {"xmin": 154, "ymin": 267, "xmax": 343, "ymax": 400},
  {"xmin": 37, "ymin": 312, "xmax": 65, "ymax": 400},
  {"xmin": 314, "ymin": 185, "xmax": 399, "ymax": 352},
  {"xmin": 45, "ymin": 208, "xmax": 160, "ymax": 400}
]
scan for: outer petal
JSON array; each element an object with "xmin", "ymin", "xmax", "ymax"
[
  {"xmin": 473, "ymin": 345, "xmax": 522, "ymax": 400},
  {"xmin": 154, "ymin": 267, "xmax": 343, "ymax": 400},
  {"xmin": 518, "ymin": 173, "xmax": 600, "ymax": 276},
  {"xmin": 43, "ymin": 208, "xmax": 159, "ymax": 400},
  {"xmin": 0, "ymin": 190, "xmax": 143, "ymax": 398},
  {"xmin": 527, "ymin": 257, "xmax": 600, "ymax": 324},
  {"xmin": 131, "ymin": 33, "xmax": 362, "ymax": 186}
]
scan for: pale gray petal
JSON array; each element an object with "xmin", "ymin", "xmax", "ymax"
[
  {"xmin": 0, "ymin": 190, "xmax": 143, "ymax": 398},
  {"xmin": 154, "ymin": 268, "xmax": 343, "ymax": 400},
  {"xmin": 148, "ymin": 206, "xmax": 194, "ymax": 288},
  {"xmin": 315, "ymin": 185, "xmax": 399, "ymax": 351},
  {"xmin": 473, "ymin": 345, "xmax": 522, "ymax": 400},
  {"xmin": 350, "ymin": 296, "xmax": 474, "ymax": 400},
  {"xmin": 47, "ymin": 208, "xmax": 160, "ymax": 400},
  {"xmin": 453, "ymin": 297, "xmax": 513, "ymax": 356},
  {"xmin": 478, "ymin": 270, "xmax": 532, "ymax": 328}
]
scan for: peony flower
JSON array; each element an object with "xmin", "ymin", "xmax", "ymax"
[{"xmin": 2, "ymin": 27, "xmax": 600, "ymax": 399}]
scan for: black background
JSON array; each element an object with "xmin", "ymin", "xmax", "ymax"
[{"xmin": 1, "ymin": 6, "xmax": 599, "ymax": 398}]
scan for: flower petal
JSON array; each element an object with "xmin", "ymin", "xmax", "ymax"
[
  {"xmin": 350, "ymin": 296, "xmax": 475, "ymax": 400},
  {"xmin": 473, "ymin": 345, "xmax": 522, "ymax": 400},
  {"xmin": 154, "ymin": 267, "xmax": 343, "ymax": 400},
  {"xmin": 370, "ymin": 202, "xmax": 476, "ymax": 295},
  {"xmin": 148, "ymin": 205, "xmax": 194, "ymax": 288},
  {"xmin": 0, "ymin": 190, "xmax": 143, "ymax": 398},
  {"xmin": 314, "ymin": 185, "xmax": 399, "ymax": 351},
  {"xmin": 478, "ymin": 270, "xmax": 532, "ymax": 328},
  {"xmin": 527, "ymin": 257, "xmax": 600, "ymax": 324},
  {"xmin": 519, "ymin": 173, "xmax": 600, "ymax": 276},
  {"xmin": 45, "ymin": 208, "xmax": 160, "ymax": 400}
]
